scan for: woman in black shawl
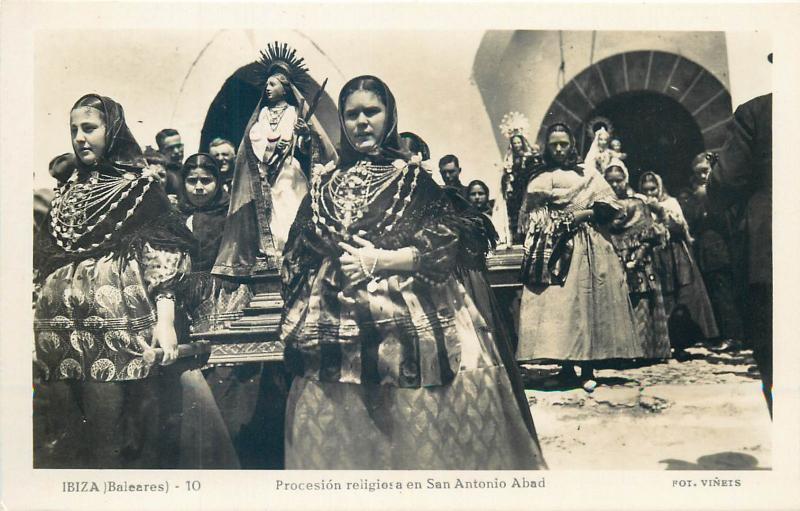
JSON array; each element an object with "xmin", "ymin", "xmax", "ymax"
[
  {"xmin": 280, "ymin": 76, "xmax": 545, "ymax": 470},
  {"xmin": 177, "ymin": 153, "xmax": 230, "ymax": 272},
  {"xmin": 34, "ymin": 94, "xmax": 197, "ymax": 468}
]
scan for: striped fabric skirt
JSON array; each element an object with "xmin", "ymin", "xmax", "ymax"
[{"xmin": 282, "ymin": 270, "xmax": 546, "ymax": 469}]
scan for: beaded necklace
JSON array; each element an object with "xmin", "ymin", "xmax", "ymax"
[
  {"xmin": 310, "ymin": 160, "xmax": 420, "ymax": 239},
  {"xmin": 49, "ymin": 170, "xmax": 154, "ymax": 253},
  {"xmin": 266, "ymin": 104, "xmax": 289, "ymax": 130}
]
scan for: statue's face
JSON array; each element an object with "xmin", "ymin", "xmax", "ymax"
[
  {"xmin": 611, "ymin": 140, "xmax": 622, "ymax": 152},
  {"xmin": 693, "ymin": 160, "xmax": 711, "ymax": 185},
  {"xmin": 265, "ymin": 75, "xmax": 287, "ymax": 102},
  {"xmin": 511, "ymin": 136, "xmax": 524, "ymax": 154},
  {"xmin": 598, "ymin": 131, "xmax": 610, "ymax": 150}
]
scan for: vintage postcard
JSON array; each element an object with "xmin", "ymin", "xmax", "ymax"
[{"xmin": 2, "ymin": 1, "xmax": 798, "ymax": 510}]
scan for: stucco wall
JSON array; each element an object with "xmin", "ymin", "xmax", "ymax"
[
  {"xmin": 474, "ymin": 30, "xmax": 730, "ymax": 153},
  {"xmin": 34, "ymin": 29, "xmax": 498, "ymax": 190}
]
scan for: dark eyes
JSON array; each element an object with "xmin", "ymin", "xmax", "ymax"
[
  {"xmin": 345, "ymin": 107, "xmax": 382, "ymax": 120},
  {"xmin": 70, "ymin": 123, "xmax": 98, "ymax": 134},
  {"xmin": 187, "ymin": 178, "xmax": 214, "ymax": 186}
]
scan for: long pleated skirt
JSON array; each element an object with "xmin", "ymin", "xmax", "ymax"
[
  {"xmin": 283, "ymin": 279, "xmax": 547, "ymax": 470},
  {"xmin": 516, "ymin": 227, "xmax": 643, "ymax": 363}
]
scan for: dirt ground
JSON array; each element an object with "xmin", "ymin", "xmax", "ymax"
[{"xmin": 523, "ymin": 345, "xmax": 772, "ymax": 470}]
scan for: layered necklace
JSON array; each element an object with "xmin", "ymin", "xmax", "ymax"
[
  {"xmin": 49, "ymin": 170, "xmax": 153, "ymax": 253},
  {"xmin": 310, "ymin": 159, "xmax": 420, "ymax": 239},
  {"xmin": 266, "ymin": 104, "xmax": 289, "ymax": 131}
]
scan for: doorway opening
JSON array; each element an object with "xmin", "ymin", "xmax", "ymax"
[{"xmin": 582, "ymin": 91, "xmax": 704, "ymax": 194}]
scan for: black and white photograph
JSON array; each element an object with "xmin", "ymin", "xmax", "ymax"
[{"xmin": 2, "ymin": 1, "xmax": 799, "ymax": 510}]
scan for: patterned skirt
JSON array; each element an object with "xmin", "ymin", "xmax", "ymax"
[{"xmin": 284, "ymin": 280, "xmax": 546, "ymax": 470}]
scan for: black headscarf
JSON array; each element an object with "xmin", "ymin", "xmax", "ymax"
[
  {"xmin": 337, "ymin": 75, "xmax": 410, "ymax": 168},
  {"xmin": 35, "ymin": 95, "xmax": 196, "ymax": 280},
  {"xmin": 541, "ymin": 122, "xmax": 580, "ymax": 171},
  {"xmin": 71, "ymin": 94, "xmax": 148, "ymax": 177},
  {"xmin": 177, "ymin": 153, "xmax": 229, "ymax": 215}
]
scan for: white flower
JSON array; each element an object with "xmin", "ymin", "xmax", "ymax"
[{"xmin": 392, "ymin": 159, "xmax": 406, "ymax": 170}]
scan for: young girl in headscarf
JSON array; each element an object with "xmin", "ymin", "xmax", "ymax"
[
  {"xmin": 640, "ymin": 171, "xmax": 719, "ymax": 352},
  {"xmin": 280, "ymin": 75, "xmax": 545, "ymax": 469},
  {"xmin": 34, "ymin": 94, "xmax": 197, "ymax": 468},
  {"xmin": 604, "ymin": 161, "xmax": 671, "ymax": 361},
  {"xmin": 516, "ymin": 123, "xmax": 642, "ymax": 391}
]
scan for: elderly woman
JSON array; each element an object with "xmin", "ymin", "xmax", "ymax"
[
  {"xmin": 279, "ymin": 75, "xmax": 545, "ymax": 470},
  {"xmin": 34, "ymin": 94, "xmax": 196, "ymax": 468}
]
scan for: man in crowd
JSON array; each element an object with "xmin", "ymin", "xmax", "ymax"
[
  {"xmin": 156, "ymin": 128, "xmax": 184, "ymax": 195},
  {"xmin": 208, "ymin": 137, "xmax": 237, "ymax": 192},
  {"xmin": 438, "ymin": 154, "xmax": 468, "ymax": 199},
  {"xmin": 708, "ymin": 91, "xmax": 772, "ymax": 417}
]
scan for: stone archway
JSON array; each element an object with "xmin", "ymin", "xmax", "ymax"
[{"xmin": 537, "ymin": 50, "xmax": 732, "ymax": 191}]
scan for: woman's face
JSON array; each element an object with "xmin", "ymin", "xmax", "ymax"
[
  {"xmin": 151, "ymin": 163, "xmax": 167, "ymax": 184},
  {"xmin": 468, "ymin": 184, "xmax": 488, "ymax": 208},
  {"xmin": 604, "ymin": 167, "xmax": 627, "ymax": 198},
  {"xmin": 343, "ymin": 90, "xmax": 387, "ymax": 154},
  {"xmin": 184, "ymin": 167, "xmax": 218, "ymax": 208},
  {"xmin": 70, "ymin": 107, "xmax": 107, "ymax": 166},
  {"xmin": 641, "ymin": 178, "xmax": 660, "ymax": 198},
  {"xmin": 511, "ymin": 136, "xmax": 524, "ymax": 154},
  {"xmin": 265, "ymin": 75, "xmax": 287, "ymax": 103},
  {"xmin": 546, "ymin": 131, "xmax": 571, "ymax": 164},
  {"xmin": 693, "ymin": 159, "xmax": 711, "ymax": 185}
]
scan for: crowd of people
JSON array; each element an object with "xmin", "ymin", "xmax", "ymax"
[{"xmin": 31, "ymin": 43, "xmax": 772, "ymax": 471}]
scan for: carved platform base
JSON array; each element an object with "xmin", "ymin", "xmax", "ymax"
[{"xmin": 194, "ymin": 248, "xmax": 525, "ymax": 364}]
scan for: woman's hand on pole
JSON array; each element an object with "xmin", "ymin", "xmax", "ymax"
[{"xmin": 153, "ymin": 296, "xmax": 178, "ymax": 366}]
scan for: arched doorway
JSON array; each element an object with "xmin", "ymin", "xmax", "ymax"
[
  {"xmin": 585, "ymin": 91, "xmax": 704, "ymax": 193},
  {"xmin": 538, "ymin": 51, "xmax": 732, "ymax": 193},
  {"xmin": 199, "ymin": 62, "xmax": 339, "ymax": 153}
]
